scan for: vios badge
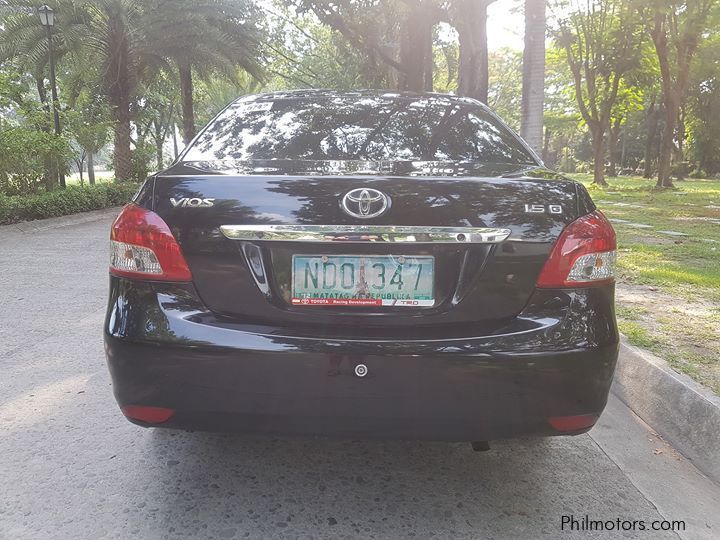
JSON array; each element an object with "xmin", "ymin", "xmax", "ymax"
[
  {"xmin": 341, "ymin": 188, "xmax": 390, "ymax": 219},
  {"xmin": 170, "ymin": 197, "xmax": 215, "ymax": 208}
]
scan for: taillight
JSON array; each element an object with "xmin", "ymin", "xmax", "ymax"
[
  {"xmin": 109, "ymin": 203, "xmax": 192, "ymax": 281},
  {"xmin": 548, "ymin": 414, "xmax": 598, "ymax": 432},
  {"xmin": 536, "ymin": 210, "xmax": 616, "ymax": 288},
  {"xmin": 121, "ymin": 405, "xmax": 175, "ymax": 424}
]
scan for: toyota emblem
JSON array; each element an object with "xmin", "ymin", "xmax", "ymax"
[{"xmin": 341, "ymin": 188, "xmax": 390, "ymax": 219}]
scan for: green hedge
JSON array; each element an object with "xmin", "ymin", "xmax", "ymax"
[{"xmin": 0, "ymin": 182, "xmax": 140, "ymax": 225}]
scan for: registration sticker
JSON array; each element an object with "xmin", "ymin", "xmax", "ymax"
[{"xmin": 235, "ymin": 101, "xmax": 274, "ymax": 114}]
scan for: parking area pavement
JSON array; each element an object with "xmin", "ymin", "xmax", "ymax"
[{"xmin": 1, "ymin": 212, "xmax": 718, "ymax": 539}]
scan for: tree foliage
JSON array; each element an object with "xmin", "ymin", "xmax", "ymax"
[
  {"xmin": 0, "ymin": 123, "xmax": 70, "ymax": 194},
  {"xmin": 1, "ymin": 0, "xmax": 720, "ymax": 200},
  {"xmin": 639, "ymin": 0, "xmax": 718, "ymax": 187},
  {"xmin": 688, "ymin": 32, "xmax": 720, "ymax": 175},
  {"xmin": 1, "ymin": 0, "xmax": 263, "ymax": 183},
  {"xmin": 554, "ymin": 0, "xmax": 644, "ymax": 185},
  {"xmin": 143, "ymin": 0, "xmax": 263, "ymax": 143}
]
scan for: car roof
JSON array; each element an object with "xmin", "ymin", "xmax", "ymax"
[{"xmin": 234, "ymin": 88, "xmax": 482, "ymax": 105}]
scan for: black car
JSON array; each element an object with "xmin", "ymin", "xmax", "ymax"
[{"xmin": 104, "ymin": 90, "xmax": 618, "ymax": 444}]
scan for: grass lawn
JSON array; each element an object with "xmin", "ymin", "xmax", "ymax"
[
  {"xmin": 66, "ymin": 170, "xmax": 115, "ymax": 185},
  {"xmin": 569, "ymin": 173, "xmax": 720, "ymax": 394}
]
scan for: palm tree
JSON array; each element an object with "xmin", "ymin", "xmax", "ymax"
[
  {"xmin": 0, "ymin": 0, "xmax": 86, "ymax": 187},
  {"xmin": 520, "ymin": 0, "xmax": 546, "ymax": 153},
  {"xmin": 0, "ymin": 2, "xmax": 86, "ymax": 81},
  {"xmin": 2, "ymin": 0, "xmax": 262, "ymax": 180},
  {"xmin": 0, "ymin": 0, "xmax": 153, "ymax": 181},
  {"xmin": 143, "ymin": 0, "xmax": 263, "ymax": 143},
  {"xmin": 82, "ymin": 0, "xmax": 156, "ymax": 181}
]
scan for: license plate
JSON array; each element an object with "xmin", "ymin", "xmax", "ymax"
[{"xmin": 292, "ymin": 255, "xmax": 434, "ymax": 307}]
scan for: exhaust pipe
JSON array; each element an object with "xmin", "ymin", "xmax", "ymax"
[{"xmin": 471, "ymin": 441, "xmax": 490, "ymax": 452}]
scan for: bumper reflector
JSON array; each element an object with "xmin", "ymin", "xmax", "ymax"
[
  {"xmin": 548, "ymin": 414, "xmax": 598, "ymax": 432},
  {"xmin": 121, "ymin": 405, "xmax": 175, "ymax": 424}
]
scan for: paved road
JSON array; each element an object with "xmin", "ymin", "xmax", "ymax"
[{"xmin": 1, "ymin": 210, "xmax": 718, "ymax": 539}]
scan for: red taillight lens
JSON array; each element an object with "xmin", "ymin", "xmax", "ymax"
[
  {"xmin": 536, "ymin": 210, "xmax": 616, "ymax": 288},
  {"xmin": 110, "ymin": 203, "xmax": 192, "ymax": 281},
  {"xmin": 121, "ymin": 405, "xmax": 175, "ymax": 424},
  {"xmin": 548, "ymin": 414, "xmax": 598, "ymax": 432}
]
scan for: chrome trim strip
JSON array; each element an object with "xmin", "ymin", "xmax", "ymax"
[{"xmin": 219, "ymin": 225, "xmax": 511, "ymax": 243}]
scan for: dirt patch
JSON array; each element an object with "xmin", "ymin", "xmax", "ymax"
[
  {"xmin": 617, "ymin": 283, "xmax": 718, "ymax": 318},
  {"xmin": 616, "ymin": 282, "xmax": 720, "ymax": 395},
  {"xmin": 619, "ymin": 236, "xmax": 677, "ymax": 246}
]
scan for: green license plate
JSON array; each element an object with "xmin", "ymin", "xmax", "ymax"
[{"xmin": 292, "ymin": 255, "xmax": 434, "ymax": 307}]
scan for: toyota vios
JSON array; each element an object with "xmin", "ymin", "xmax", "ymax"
[{"xmin": 104, "ymin": 90, "xmax": 619, "ymax": 443}]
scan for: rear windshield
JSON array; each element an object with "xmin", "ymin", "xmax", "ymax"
[{"xmin": 182, "ymin": 95, "xmax": 536, "ymax": 165}]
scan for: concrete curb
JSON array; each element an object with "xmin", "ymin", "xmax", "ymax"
[
  {"xmin": 0, "ymin": 206, "xmax": 122, "ymax": 234},
  {"xmin": 612, "ymin": 338, "xmax": 720, "ymax": 483}
]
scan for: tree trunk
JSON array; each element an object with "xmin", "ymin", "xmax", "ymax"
[
  {"xmin": 88, "ymin": 152, "xmax": 96, "ymax": 185},
  {"xmin": 104, "ymin": 9, "xmax": 135, "ymax": 182},
  {"xmin": 155, "ymin": 121, "xmax": 164, "ymax": 170},
  {"xmin": 643, "ymin": 101, "xmax": 658, "ymax": 178},
  {"xmin": 422, "ymin": 15, "xmax": 433, "ymax": 92},
  {"xmin": 36, "ymin": 76, "xmax": 48, "ymax": 107},
  {"xmin": 178, "ymin": 63, "xmax": 196, "ymax": 144},
  {"xmin": 676, "ymin": 105, "xmax": 686, "ymax": 160},
  {"xmin": 607, "ymin": 118, "xmax": 621, "ymax": 177},
  {"xmin": 172, "ymin": 121, "xmax": 179, "ymax": 159},
  {"xmin": 454, "ymin": 0, "xmax": 491, "ymax": 103},
  {"xmin": 43, "ymin": 159, "xmax": 58, "ymax": 191},
  {"xmin": 542, "ymin": 126, "xmax": 551, "ymax": 165},
  {"xmin": 674, "ymin": 105, "xmax": 687, "ymax": 180},
  {"xmin": 649, "ymin": 12, "xmax": 676, "ymax": 189},
  {"xmin": 520, "ymin": 0, "xmax": 546, "ymax": 151},
  {"xmin": 112, "ymin": 99, "xmax": 133, "ymax": 182},
  {"xmin": 399, "ymin": 6, "xmax": 434, "ymax": 93},
  {"xmin": 657, "ymin": 100, "xmax": 675, "ymax": 188},
  {"xmin": 643, "ymin": 141, "xmax": 653, "ymax": 178},
  {"xmin": 591, "ymin": 125, "xmax": 607, "ymax": 186}
]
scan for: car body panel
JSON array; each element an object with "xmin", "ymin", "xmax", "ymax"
[{"xmin": 105, "ymin": 277, "xmax": 618, "ymax": 440}]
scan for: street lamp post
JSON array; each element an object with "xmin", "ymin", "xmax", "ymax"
[{"xmin": 38, "ymin": 5, "xmax": 65, "ymax": 188}]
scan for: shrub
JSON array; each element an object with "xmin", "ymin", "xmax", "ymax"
[
  {"xmin": 0, "ymin": 125, "xmax": 71, "ymax": 195},
  {"xmin": 0, "ymin": 182, "xmax": 140, "ymax": 225},
  {"xmin": 130, "ymin": 142, "xmax": 156, "ymax": 183},
  {"xmin": 574, "ymin": 160, "xmax": 592, "ymax": 174},
  {"xmin": 671, "ymin": 161, "xmax": 693, "ymax": 180}
]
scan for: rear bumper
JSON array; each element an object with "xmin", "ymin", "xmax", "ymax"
[{"xmin": 104, "ymin": 278, "xmax": 619, "ymax": 441}]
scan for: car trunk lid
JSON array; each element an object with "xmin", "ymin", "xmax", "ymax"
[{"xmin": 151, "ymin": 165, "xmax": 580, "ymax": 334}]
